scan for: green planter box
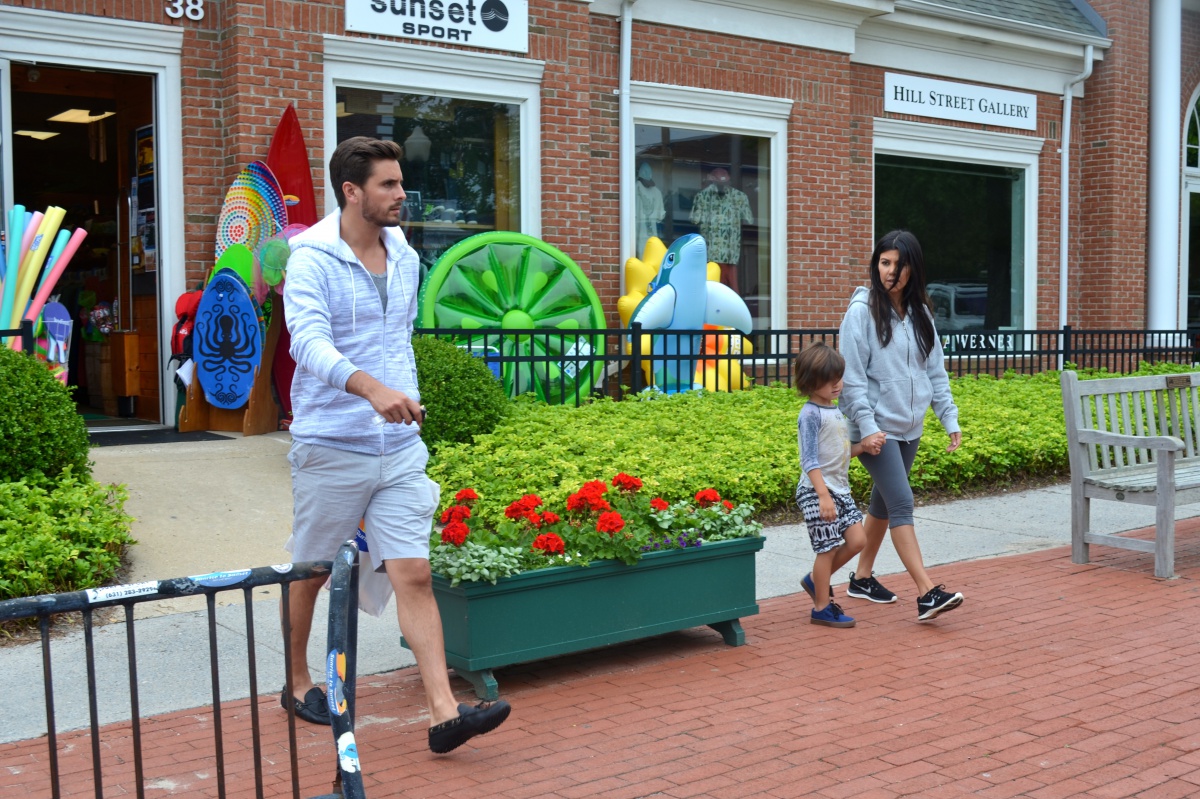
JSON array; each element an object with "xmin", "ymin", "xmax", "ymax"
[{"xmin": 408, "ymin": 535, "xmax": 764, "ymax": 699}]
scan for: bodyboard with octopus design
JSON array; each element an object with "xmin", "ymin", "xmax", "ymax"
[{"xmin": 194, "ymin": 269, "xmax": 263, "ymax": 410}]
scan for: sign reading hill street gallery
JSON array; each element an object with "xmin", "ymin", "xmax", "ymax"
[
  {"xmin": 884, "ymin": 73, "xmax": 1037, "ymax": 131},
  {"xmin": 346, "ymin": 0, "xmax": 529, "ymax": 54}
]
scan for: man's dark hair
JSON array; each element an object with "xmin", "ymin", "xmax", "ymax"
[
  {"xmin": 793, "ymin": 342, "xmax": 845, "ymax": 396},
  {"xmin": 329, "ymin": 137, "xmax": 404, "ymax": 210}
]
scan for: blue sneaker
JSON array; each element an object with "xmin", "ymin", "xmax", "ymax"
[
  {"xmin": 801, "ymin": 573, "xmax": 834, "ymax": 603},
  {"xmin": 811, "ymin": 601, "xmax": 855, "ymax": 628}
]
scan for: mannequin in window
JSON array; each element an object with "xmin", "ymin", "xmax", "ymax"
[
  {"xmin": 635, "ymin": 161, "xmax": 665, "ymax": 256},
  {"xmin": 689, "ymin": 167, "xmax": 752, "ymax": 292}
]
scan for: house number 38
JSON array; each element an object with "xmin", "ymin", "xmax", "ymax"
[{"xmin": 165, "ymin": 0, "xmax": 204, "ymax": 21}]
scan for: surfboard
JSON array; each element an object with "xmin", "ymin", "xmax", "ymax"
[
  {"xmin": 266, "ymin": 104, "xmax": 317, "ymax": 419},
  {"xmin": 194, "ymin": 269, "xmax": 262, "ymax": 410}
]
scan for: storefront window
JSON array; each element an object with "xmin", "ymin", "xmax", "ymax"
[
  {"xmin": 634, "ymin": 125, "xmax": 772, "ymax": 330},
  {"xmin": 336, "ymin": 88, "xmax": 521, "ymax": 273},
  {"xmin": 875, "ymin": 154, "xmax": 1025, "ymax": 332}
]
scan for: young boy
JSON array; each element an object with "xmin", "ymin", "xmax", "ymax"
[{"xmin": 793, "ymin": 343, "xmax": 880, "ymax": 627}]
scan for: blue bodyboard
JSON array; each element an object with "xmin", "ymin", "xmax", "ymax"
[{"xmin": 194, "ymin": 268, "xmax": 263, "ymax": 409}]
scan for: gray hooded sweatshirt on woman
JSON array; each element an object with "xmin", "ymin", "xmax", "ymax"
[
  {"xmin": 838, "ymin": 286, "xmax": 960, "ymax": 443},
  {"xmin": 283, "ymin": 209, "xmax": 422, "ymax": 456}
]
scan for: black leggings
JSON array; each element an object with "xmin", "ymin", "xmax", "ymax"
[{"xmin": 857, "ymin": 437, "xmax": 920, "ymax": 528}]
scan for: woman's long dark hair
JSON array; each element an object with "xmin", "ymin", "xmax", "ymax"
[{"xmin": 867, "ymin": 229, "xmax": 935, "ymax": 360}]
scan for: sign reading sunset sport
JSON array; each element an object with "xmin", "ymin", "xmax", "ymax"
[{"xmin": 346, "ymin": 0, "xmax": 529, "ymax": 54}]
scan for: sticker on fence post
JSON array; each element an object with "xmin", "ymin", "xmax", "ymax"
[
  {"xmin": 86, "ymin": 581, "xmax": 159, "ymax": 604},
  {"xmin": 337, "ymin": 731, "xmax": 360, "ymax": 773},
  {"xmin": 326, "ymin": 649, "xmax": 348, "ymax": 717}
]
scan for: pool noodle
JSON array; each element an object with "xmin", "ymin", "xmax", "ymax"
[
  {"xmin": 18, "ymin": 211, "xmax": 42, "ymax": 268},
  {"xmin": 24, "ymin": 228, "xmax": 88, "ymax": 324},
  {"xmin": 0, "ymin": 205, "xmax": 27, "ymax": 337},
  {"xmin": 12, "ymin": 208, "xmax": 64, "ymax": 328},
  {"xmin": 33, "ymin": 229, "xmax": 72, "ymax": 298}
]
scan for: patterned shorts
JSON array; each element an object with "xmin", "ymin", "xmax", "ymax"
[{"xmin": 795, "ymin": 486, "xmax": 864, "ymax": 554}]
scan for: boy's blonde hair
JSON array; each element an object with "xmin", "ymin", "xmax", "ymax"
[{"xmin": 793, "ymin": 342, "xmax": 845, "ymax": 396}]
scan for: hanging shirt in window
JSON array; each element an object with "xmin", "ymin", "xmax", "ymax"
[{"xmin": 689, "ymin": 184, "xmax": 753, "ymax": 264}]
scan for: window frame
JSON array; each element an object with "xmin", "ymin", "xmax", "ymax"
[
  {"xmin": 630, "ymin": 81, "xmax": 792, "ymax": 328},
  {"xmin": 322, "ymin": 36, "xmax": 544, "ymax": 237},
  {"xmin": 873, "ymin": 118, "xmax": 1044, "ymax": 330}
]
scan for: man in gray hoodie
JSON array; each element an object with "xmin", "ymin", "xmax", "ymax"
[{"xmin": 282, "ymin": 136, "xmax": 509, "ymax": 753}]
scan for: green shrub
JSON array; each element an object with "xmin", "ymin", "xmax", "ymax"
[
  {"xmin": 0, "ymin": 468, "xmax": 134, "ymax": 600},
  {"xmin": 0, "ymin": 347, "xmax": 90, "ymax": 484},
  {"xmin": 413, "ymin": 336, "xmax": 509, "ymax": 451}
]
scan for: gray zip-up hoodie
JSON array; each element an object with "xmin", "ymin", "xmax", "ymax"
[
  {"xmin": 283, "ymin": 209, "xmax": 422, "ymax": 455},
  {"xmin": 839, "ymin": 286, "xmax": 960, "ymax": 442}
]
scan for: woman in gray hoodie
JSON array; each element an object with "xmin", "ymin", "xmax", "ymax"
[{"xmin": 838, "ymin": 230, "xmax": 965, "ymax": 621}]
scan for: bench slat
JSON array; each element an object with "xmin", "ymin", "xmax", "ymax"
[{"xmin": 1085, "ymin": 460, "xmax": 1200, "ymax": 492}]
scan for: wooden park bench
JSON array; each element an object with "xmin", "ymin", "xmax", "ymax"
[{"xmin": 1061, "ymin": 370, "xmax": 1200, "ymax": 578}]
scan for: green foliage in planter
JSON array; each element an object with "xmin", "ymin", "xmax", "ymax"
[
  {"xmin": 0, "ymin": 347, "xmax": 90, "ymax": 484},
  {"xmin": 413, "ymin": 336, "xmax": 509, "ymax": 451},
  {"xmin": 428, "ymin": 480, "xmax": 762, "ymax": 585},
  {"xmin": 0, "ymin": 468, "xmax": 134, "ymax": 600}
]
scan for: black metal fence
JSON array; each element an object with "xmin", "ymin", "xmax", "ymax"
[
  {"xmin": 416, "ymin": 324, "xmax": 1200, "ymax": 406},
  {"xmin": 0, "ymin": 541, "xmax": 366, "ymax": 799},
  {"xmin": 0, "ymin": 319, "xmax": 35, "ymax": 353}
]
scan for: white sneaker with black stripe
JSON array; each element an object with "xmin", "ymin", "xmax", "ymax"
[{"xmin": 917, "ymin": 585, "xmax": 964, "ymax": 621}]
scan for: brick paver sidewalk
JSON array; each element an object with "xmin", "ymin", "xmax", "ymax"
[{"xmin": 5, "ymin": 521, "xmax": 1200, "ymax": 799}]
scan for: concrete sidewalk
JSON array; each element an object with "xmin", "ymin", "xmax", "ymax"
[{"xmin": 3, "ymin": 432, "xmax": 1200, "ymax": 748}]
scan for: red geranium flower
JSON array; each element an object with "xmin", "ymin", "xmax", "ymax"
[
  {"xmin": 722, "ymin": 500, "xmax": 734, "ymax": 511},
  {"xmin": 542, "ymin": 511, "xmax": 561, "ymax": 525},
  {"xmin": 505, "ymin": 494, "xmax": 544, "ymax": 520},
  {"xmin": 566, "ymin": 491, "xmax": 610, "ymax": 513},
  {"xmin": 579, "ymin": 480, "xmax": 609, "ymax": 497},
  {"xmin": 441, "ymin": 521, "xmax": 469, "ymax": 546},
  {"xmin": 532, "ymin": 533, "xmax": 566, "ymax": 555},
  {"xmin": 454, "ymin": 488, "xmax": 479, "ymax": 504},
  {"xmin": 695, "ymin": 488, "xmax": 721, "ymax": 508},
  {"xmin": 596, "ymin": 511, "xmax": 625, "ymax": 535},
  {"xmin": 612, "ymin": 473, "xmax": 643, "ymax": 493},
  {"xmin": 650, "ymin": 497, "xmax": 669, "ymax": 512},
  {"xmin": 440, "ymin": 505, "xmax": 471, "ymax": 525}
]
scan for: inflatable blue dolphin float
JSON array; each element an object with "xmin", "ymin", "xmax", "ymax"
[{"xmin": 629, "ymin": 234, "xmax": 753, "ymax": 393}]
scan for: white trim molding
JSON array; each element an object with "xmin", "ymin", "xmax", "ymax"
[
  {"xmin": 854, "ymin": 5, "xmax": 1109, "ymax": 96},
  {"xmin": 873, "ymin": 118, "xmax": 1044, "ymax": 329},
  {"xmin": 631, "ymin": 81, "xmax": 792, "ymax": 328},
  {"xmin": 0, "ymin": 5, "xmax": 185, "ymax": 425},
  {"xmin": 322, "ymin": 36, "xmax": 545, "ymax": 237},
  {"xmin": 592, "ymin": 0, "xmax": 893, "ymax": 54}
]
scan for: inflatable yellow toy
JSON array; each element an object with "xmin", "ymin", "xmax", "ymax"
[{"xmin": 617, "ymin": 237, "xmax": 753, "ymax": 391}]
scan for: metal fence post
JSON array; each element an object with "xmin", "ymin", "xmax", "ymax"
[
  {"xmin": 1061, "ymin": 324, "xmax": 1072, "ymax": 370},
  {"xmin": 21, "ymin": 319, "xmax": 35, "ymax": 353},
  {"xmin": 630, "ymin": 322, "xmax": 643, "ymax": 394}
]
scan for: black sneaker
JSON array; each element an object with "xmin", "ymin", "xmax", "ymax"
[
  {"xmin": 846, "ymin": 572, "xmax": 898, "ymax": 604},
  {"xmin": 916, "ymin": 585, "xmax": 964, "ymax": 621}
]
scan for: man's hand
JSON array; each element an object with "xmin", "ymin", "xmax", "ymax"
[{"xmin": 346, "ymin": 371, "xmax": 423, "ymax": 425}]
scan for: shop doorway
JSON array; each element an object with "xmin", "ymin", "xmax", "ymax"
[
  {"xmin": 1187, "ymin": 185, "xmax": 1200, "ymax": 329},
  {"xmin": 8, "ymin": 63, "xmax": 161, "ymax": 425}
]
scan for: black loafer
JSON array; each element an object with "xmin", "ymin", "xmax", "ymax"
[
  {"xmin": 428, "ymin": 700, "xmax": 511, "ymax": 753},
  {"xmin": 281, "ymin": 686, "xmax": 331, "ymax": 726}
]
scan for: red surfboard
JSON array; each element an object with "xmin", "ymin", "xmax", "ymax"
[{"xmin": 265, "ymin": 104, "xmax": 318, "ymax": 419}]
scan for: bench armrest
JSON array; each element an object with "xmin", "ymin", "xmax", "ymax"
[{"xmin": 1076, "ymin": 429, "xmax": 1185, "ymax": 451}]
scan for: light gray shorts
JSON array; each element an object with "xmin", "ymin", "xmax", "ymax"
[{"xmin": 288, "ymin": 439, "xmax": 438, "ymax": 572}]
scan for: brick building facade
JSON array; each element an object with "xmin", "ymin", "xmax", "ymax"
[{"xmin": 1, "ymin": 0, "xmax": 1197, "ymax": 422}]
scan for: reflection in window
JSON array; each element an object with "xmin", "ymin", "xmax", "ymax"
[
  {"xmin": 1188, "ymin": 94, "xmax": 1200, "ymax": 169},
  {"xmin": 336, "ymin": 87, "xmax": 520, "ymax": 273},
  {"xmin": 634, "ymin": 125, "xmax": 771, "ymax": 330},
  {"xmin": 875, "ymin": 154, "xmax": 1025, "ymax": 332}
]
